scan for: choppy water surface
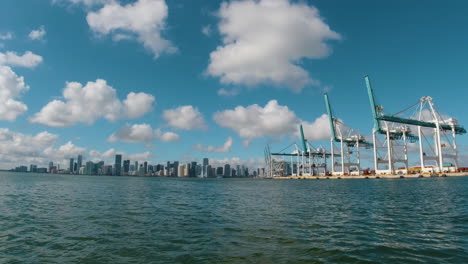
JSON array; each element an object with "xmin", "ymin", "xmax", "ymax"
[{"xmin": 0, "ymin": 172, "xmax": 467, "ymax": 263}]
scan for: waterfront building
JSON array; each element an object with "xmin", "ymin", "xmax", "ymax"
[
  {"xmin": 77, "ymin": 155, "xmax": 82, "ymax": 171},
  {"xmin": 123, "ymin": 160, "xmax": 130, "ymax": 174},
  {"xmin": 216, "ymin": 167, "xmax": 223, "ymax": 177},
  {"xmin": 48, "ymin": 161, "xmax": 54, "ymax": 173},
  {"xmin": 190, "ymin": 161, "xmax": 197, "ymax": 177},
  {"xmin": 224, "ymin": 164, "xmax": 231, "ymax": 177},
  {"xmin": 103, "ymin": 165, "xmax": 112, "ymax": 175},
  {"xmin": 144, "ymin": 161, "xmax": 148, "ymax": 174},
  {"xmin": 69, "ymin": 158, "xmax": 74, "ymax": 173},
  {"xmin": 114, "ymin": 154, "xmax": 122, "ymax": 176},
  {"xmin": 85, "ymin": 161, "xmax": 94, "ymax": 175},
  {"xmin": 37, "ymin": 168, "xmax": 47, "ymax": 173},
  {"xmin": 29, "ymin": 164, "xmax": 37, "ymax": 173}
]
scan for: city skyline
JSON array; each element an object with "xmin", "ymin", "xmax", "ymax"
[
  {"xmin": 0, "ymin": 0, "xmax": 467, "ymax": 170},
  {"xmin": 11, "ymin": 154, "xmax": 264, "ymax": 178}
]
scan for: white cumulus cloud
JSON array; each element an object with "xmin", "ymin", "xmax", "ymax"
[
  {"xmin": 108, "ymin": 123, "xmax": 154, "ymax": 143},
  {"xmin": 123, "ymin": 92, "xmax": 155, "ymax": 119},
  {"xmin": 30, "ymin": 79, "xmax": 154, "ymax": 127},
  {"xmin": 89, "ymin": 148, "xmax": 152, "ymax": 162},
  {"xmin": 86, "ymin": 0, "xmax": 176, "ymax": 58},
  {"xmin": 0, "ymin": 66, "xmax": 29, "ymax": 121},
  {"xmin": 162, "ymin": 105, "xmax": 207, "ymax": 130},
  {"xmin": 155, "ymin": 128, "xmax": 180, "ymax": 142},
  {"xmin": 295, "ymin": 114, "xmax": 331, "ymax": 141},
  {"xmin": 0, "ymin": 128, "xmax": 85, "ymax": 169},
  {"xmin": 0, "ymin": 51, "xmax": 43, "ymax": 68},
  {"xmin": 29, "ymin": 25, "xmax": 46, "ymax": 40},
  {"xmin": 213, "ymin": 100, "xmax": 330, "ymax": 145},
  {"xmin": 207, "ymin": 0, "xmax": 340, "ymax": 92},
  {"xmin": 194, "ymin": 137, "xmax": 233, "ymax": 153}
]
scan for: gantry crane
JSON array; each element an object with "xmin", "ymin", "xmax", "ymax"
[
  {"xmin": 324, "ymin": 93, "xmax": 372, "ymax": 175},
  {"xmin": 265, "ymin": 125, "xmax": 331, "ymax": 177},
  {"xmin": 365, "ymin": 76, "xmax": 465, "ymax": 174}
]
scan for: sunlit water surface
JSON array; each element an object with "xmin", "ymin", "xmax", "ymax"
[{"xmin": 0, "ymin": 172, "xmax": 467, "ymax": 263}]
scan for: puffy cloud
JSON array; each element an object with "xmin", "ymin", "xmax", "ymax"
[
  {"xmin": 214, "ymin": 100, "xmax": 330, "ymax": 145},
  {"xmin": 194, "ymin": 137, "xmax": 233, "ymax": 153},
  {"xmin": 217, "ymin": 87, "xmax": 239, "ymax": 97},
  {"xmin": 0, "ymin": 51, "xmax": 43, "ymax": 68},
  {"xmin": 28, "ymin": 25, "xmax": 46, "ymax": 40},
  {"xmin": 43, "ymin": 141, "xmax": 86, "ymax": 160},
  {"xmin": 86, "ymin": 0, "xmax": 176, "ymax": 58},
  {"xmin": 155, "ymin": 129, "xmax": 180, "ymax": 142},
  {"xmin": 207, "ymin": 0, "xmax": 340, "ymax": 92},
  {"xmin": 30, "ymin": 79, "xmax": 154, "ymax": 127},
  {"xmin": 0, "ymin": 128, "xmax": 85, "ymax": 169},
  {"xmin": 295, "ymin": 114, "xmax": 331, "ymax": 141},
  {"xmin": 108, "ymin": 123, "xmax": 154, "ymax": 143},
  {"xmin": 123, "ymin": 92, "xmax": 155, "ymax": 119},
  {"xmin": 0, "ymin": 66, "xmax": 29, "ymax": 121},
  {"xmin": 162, "ymin": 105, "xmax": 207, "ymax": 130},
  {"xmin": 89, "ymin": 148, "xmax": 152, "ymax": 162},
  {"xmin": 213, "ymin": 100, "xmax": 297, "ymax": 144},
  {"xmin": 108, "ymin": 124, "xmax": 180, "ymax": 143},
  {"xmin": 0, "ymin": 32, "xmax": 13, "ymax": 40},
  {"xmin": 89, "ymin": 148, "xmax": 118, "ymax": 159}
]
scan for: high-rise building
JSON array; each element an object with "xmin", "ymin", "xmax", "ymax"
[
  {"xmin": 190, "ymin": 161, "xmax": 197, "ymax": 177},
  {"xmin": 77, "ymin": 155, "xmax": 82, "ymax": 171},
  {"xmin": 69, "ymin": 158, "xmax": 74, "ymax": 173},
  {"xmin": 143, "ymin": 161, "xmax": 148, "ymax": 174},
  {"xmin": 49, "ymin": 161, "xmax": 53, "ymax": 172},
  {"xmin": 216, "ymin": 167, "xmax": 223, "ymax": 177},
  {"xmin": 115, "ymin": 154, "xmax": 122, "ymax": 176},
  {"xmin": 173, "ymin": 161, "xmax": 179, "ymax": 176},
  {"xmin": 123, "ymin": 160, "xmax": 130, "ymax": 174},
  {"xmin": 85, "ymin": 161, "xmax": 94, "ymax": 175},
  {"xmin": 29, "ymin": 164, "xmax": 37, "ymax": 173},
  {"xmin": 224, "ymin": 164, "xmax": 231, "ymax": 177},
  {"xmin": 135, "ymin": 161, "xmax": 138, "ymax": 172},
  {"xmin": 203, "ymin": 158, "xmax": 209, "ymax": 166}
]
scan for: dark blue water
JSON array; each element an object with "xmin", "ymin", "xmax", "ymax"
[{"xmin": 0, "ymin": 172, "xmax": 467, "ymax": 263}]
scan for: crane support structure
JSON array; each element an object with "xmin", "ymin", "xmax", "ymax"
[
  {"xmin": 324, "ymin": 93, "xmax": 372, "ymax": 176},
  {"xmin": 265, "ymin": 125, "xmax": 333, "ymax": 177},
  {"xmin": 365, "ymin": 76, "xmax": 465, "ymax": 174}
]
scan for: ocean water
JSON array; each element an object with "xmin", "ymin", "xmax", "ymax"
[{"xmin": 0, "ymin": 172, "xmax": 467, "ymax": 263}]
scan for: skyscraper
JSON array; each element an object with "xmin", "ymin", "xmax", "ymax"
[
  {"xmin": 77, "ymin": 155, "xmax": 82, "ymax": 171},
  {"xmin": 69, "ymin": 158, "xmax": 74, "ymax": 173},
  {"xmin": 115, "ymin": 154, "xmax": 122, "ymax": 176},
  {"xmin": 123, "ymin": 160, "xmax": 130, "ymax": 174},
  {"xmin": 144, "ymin": 161, "xmax": 148, "ymax": 174},
  {"xmin": 202, "ymin": 158, "xmax": 209, "ymax": 178},
  {"xmin": 224, "ymin": 164, "xmax": 231, "ymax": 177}
]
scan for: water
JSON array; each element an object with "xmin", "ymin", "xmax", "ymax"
[{"xmin": 0, "ymin": 172, "xmax": 467, "ymax": 263}]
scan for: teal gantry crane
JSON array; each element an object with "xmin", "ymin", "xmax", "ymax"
[
  {"xmin": 324, "ymin": 93, "xmax": 372, "ymax": 175},
  {"xmin": 265, "ymin": 124, "xmax": 332, "ymax": 177},
  {"xmin": 365, "ymin": 76, "xmax": 465, "ymax": 174}
]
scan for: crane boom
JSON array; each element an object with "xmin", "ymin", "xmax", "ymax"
[{"xmin": 324, "ymin": 93, "xmax": 337, "ymax": 141}]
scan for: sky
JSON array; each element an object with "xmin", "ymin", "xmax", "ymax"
[{"xmin": 0, "ymin": 0, "xmax": 467, "ymax": 169}]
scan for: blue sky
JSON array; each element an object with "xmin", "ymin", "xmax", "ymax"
[{"xmin": 0, "ymin": 0, "xmax": 467, "ymax": 169}]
